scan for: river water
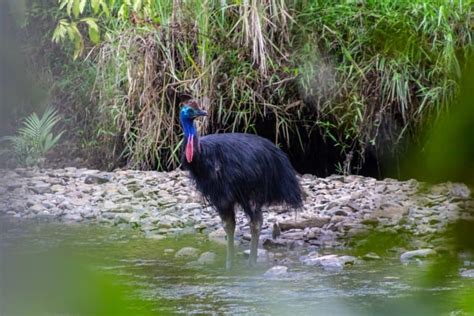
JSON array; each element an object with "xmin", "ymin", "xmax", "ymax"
[{"xmin": 0, "ymin": 215, "xmax": 472, "ymax": 315}]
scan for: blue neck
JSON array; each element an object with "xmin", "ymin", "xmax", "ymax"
[{"xmin": 180, "ymin": 117, "xmax": 197, "ymax": 139}]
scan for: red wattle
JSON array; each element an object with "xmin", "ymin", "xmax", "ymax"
[{"xmin": 185, "ymin": 135, "xmax": 194, "ymax": 162}]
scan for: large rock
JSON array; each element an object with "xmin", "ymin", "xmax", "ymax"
[
  {"xmin": 362, "ymin": 252, "xmax": 381, "ymax": 261},
  {"xmin": 50, "ymin": 184, "xmax": 65, "ymax": 193},
  {"xmin": 197, "ymin": 251, "xmax": 217, "ymax": 265},
  {"xmin": 460, "ymin": 269, "xmax": 474, "ymax": 278},
  {"xmin": 30, "ymin": 184, "xmax": 51, "ymax": 194},
  {"xmin": 62, "ymin": 213, "xmax": 83, "ymax": 222},
  {"xmin": 264, "ymin": 265, "xmax": 288, "ymax": 277},
  {"xmin": 400, "ymin": 249, "xmax": 437, "ymax": 263},
  {"xmin": 84, "ymin": 175, "xmax": 110, "ymax": 184},
  {"xmin": 175, "ymin": 247, "xmax": 199, "ymax": 259},
  {"xmin": 103, "ymin": 200, "xmax": 117, "ymax": 210},
  {"xmin": 448, "ymin": 183, "xmax": 470, "ymax": 199},
  {"xmin": 262, "ymin": 238, "xmax": 287, "ymax": 249},
  {"xmin": 300, "ymin": 253, "xmax": 357, "ymax": 271},
  {"xmin": 365, "ymin": 206, "xmax": 408, "ymax": 226},
  {"xmin": 29, "ymin": 204, "xmax": 44, "ymax": 213}
]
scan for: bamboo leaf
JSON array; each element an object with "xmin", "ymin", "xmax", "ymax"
[
  {"xmin": 100, "ymin": 0, "xmax": 110, "ymax": 17},
  {"xmin": 59, "ymin": 0, "xmax": 70, "ymax": 11},
  {"xmin": 52, "ymin": 20, "xmax": 69, "ymax": 43},
  {"xmin": 66, "ymin": 0, "xmax": 74, "ymax": 16},
  {"xmin": 82, "ymin": 18, "xmax": 100, "ymax": 43},
  {"xmin": 133, "ymin": 0, "xmax": 142, "ymax": 12},
  {"xmin": 118, "ymin": 3, "xmax": 128, "ymax": 19},
  {"xmin": 79, "ymin": 0, "xmax": 87, "ymax": 14},
  {"xmin": 91, "ymin": 0, "xmax": 100, "ymax": 13},
  {"xmin": 72, "ymin": 0, "xmax": 81, "ymax": 17}
]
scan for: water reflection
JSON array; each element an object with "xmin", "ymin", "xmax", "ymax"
[{"xmin": 0, "ymin": 215, "xmax": 472, "ymax": 315}]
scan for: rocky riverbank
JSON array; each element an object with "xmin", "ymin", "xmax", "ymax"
[{"xmin": 1, "ymin": 167, "xmax": 473, "ymax": 260}]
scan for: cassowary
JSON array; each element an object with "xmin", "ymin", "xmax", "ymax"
[{"xmin": 180, "ymin": 99, "xmax": 303, "ymax": 269}]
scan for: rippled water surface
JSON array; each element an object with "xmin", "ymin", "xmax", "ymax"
[{"xmin": 0, "ymin": 215, "xmax": 471, "ymax": 315}]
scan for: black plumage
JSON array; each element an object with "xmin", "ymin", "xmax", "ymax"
[{"xmin": 180, "ymin": 100, "xmax": 303, "ymax": 269}]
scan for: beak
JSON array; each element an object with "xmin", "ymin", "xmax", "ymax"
[{"xmin": 195, "ymin": 109, "xmax": 208, "ymax": 117}]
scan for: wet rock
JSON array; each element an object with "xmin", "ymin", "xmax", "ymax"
[
  {"xmin": 194, "ymin": 223, "xmax": 207, "ymax": 233},
  {"xmin": 29, "ymin": 204, "xmax": 44, "ymax": 213},
  {"xmin": 103, "ymin": 200, "xmax": 117, "ymax": 210},
  {"xmin": 306, "ymin": 227, "xmax": 321, "ymax": 239},
  {"xmin": 84, "ymin": 175, "xmax": 110, "ymax": 184},
  {"xmin": 300, "ymin": 254, "xmax": 356, "ymax": 271},
  {"xmin": 330, "ymin": 215, "xmax": 346, "ymax": 224},
  {"xmin": 114, "ymin": 214, "xmax": 133, "ymax": 225},
  {"xmin": 400, "ymin": 249, "xmax": 437, "ymax": 263},
  {"xmin": 449, "ymin": 183, "xmax": 470, "ymax": 199},
  {"xmin": 334, "ymin": 209, "xmax": 348, "ymax": 216},
  {"xmin": 339, "ymin": 255, "xmax": 357, "ymax": 265},
  {"xmin": 289, "ymin": 240, "xmax": 305, "ymax": 250},
  {"xmin": 460, "ymin": 269, "xmax": 474, "ymax": 278},
  {"xmin": 276, "ymin": 216, "xmax": 330, "ymax": 232},
  {"xmin": 50, "ymin": 184, "xmax": 65, "ymax": 193},
  {"xmin": 62, "ymin": 213, "xmax": 83, "ymax": 222},
  {"xmin": 175, "ymin": 247, "xmax": 199, "ymax": 258},
  {"xmin": 281, "ymin": 230, "xmax": 305, "ymax": 240},
  {"xmin": 133, "ymin": 188, "xmax": 149, "ymax": 198},
  {"xmin": 363, "ymin": 252, "xmax": 381, "ymax": 261},
  {"xmin": 264, "ymin": 265, "xmax": 288, "ymax": 277},
  {"xmin": 6, "ymin": 182, "xmax": 22, "ymax": 191},
  {"xmin": 157, "ymin": 221, "xmax": 173, "ymax": 229},
  {"xmin": 263, "ymin": 238, "xmax": 287, "ymax": 249},
  {"xmin": 243, "ymin": 248, "xmax": 268, "ymax": 263},
  {"xmin": 182, "ymin": 203, "xmax": 203, "ymax": 212},
  {"xmin": 361, "ymin": 218, "xmax": 379, "ymax": 226},
  {"xmin": 370, "ymin": 206, "xmax": 408, "ymax": 225},
  {"xmin": 30, "ymin": 184, "xmax": 51, "ymax": 194},
  {"xmin": 70, "ymin": 198, "xmax": 88, "ymax": 207},
  {"xmin": 145, "ymin": 233, "xmax": 166, "ymax": 240},
  {"xmin": 58, "ymin": 201, "xmax": 72, "ymax": 210},
  {"xmin": 197, "ymin": 251, "xmax": 217, "ymax": 265}
]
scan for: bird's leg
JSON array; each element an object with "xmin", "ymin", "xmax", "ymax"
[
  {"xmin": 220, "ymin": 212, "xmax": 236, "ymax": 271},
  {"xmin": 249, "ymin": 210, "xmax": 263, "ymax": 267}
]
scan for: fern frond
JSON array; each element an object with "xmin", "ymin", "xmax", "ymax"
[{"xmin": 3, "ymin": 107, "xmax": 64, "ymax": 166}]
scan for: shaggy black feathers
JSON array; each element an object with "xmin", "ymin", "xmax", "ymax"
[
  {"xmin": 179, "ymin": 102, "xmax": 303, "ymax": 268},
  {"xmin": 182, "ymin": 133, "xmax": 303, "ymax": 220}
]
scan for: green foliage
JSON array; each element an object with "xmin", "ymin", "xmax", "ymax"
[
  {"xmin": 296, "ymin": 0, "xmax": 473, "ymax": 173},
  {"xmin": 406, "ymin": 57, "xmax": 474, "ymax": 184},
  {"xmin": 85, "ymin": 0, "xmax": 298, "ymax": 170},
  {"xmin": 1, "ymin": 107, "xmax": 64, "ymax": 167},
  {"xmin": 52, "ymin": 0, "xmax": 170, "ymax": 59},
  {"xmin": 48, "ymin": 0, "xmax": 473, "ymax": 172}
]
